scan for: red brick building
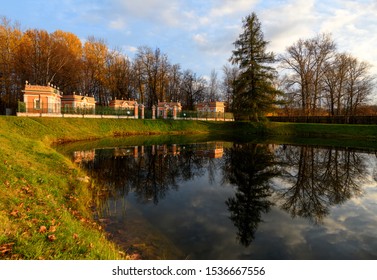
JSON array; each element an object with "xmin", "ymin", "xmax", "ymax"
[
  {"xmin": 22, "ymin": 82, "xmax": 62, "ymax": 114},
  {"xmin": 61, "ymin": 93, "xmax": 96, "ymax": 113},
  {"xmin": 196, "ymin": 101, "xmax": 225, "ymax": 113}
]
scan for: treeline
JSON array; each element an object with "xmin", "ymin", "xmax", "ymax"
[
  {"xmin": 0, "ymin": 17, "xmax": 222, "ymax": 114},
  {"xmin": 1, "ymin": 15, "xmax": 376, "ymax": 117},
  {"xmin": 279, "ymin": 33, "xmax": 376, "ymax": 116}
]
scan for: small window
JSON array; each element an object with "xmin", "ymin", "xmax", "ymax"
[{"xmin": 34, "ymin": 99, "xmax": 41, "ymax": 110}]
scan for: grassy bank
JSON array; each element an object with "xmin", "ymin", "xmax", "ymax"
[
  {"xmin": 1, "ymin": 116, "xmax": 377, "ymax": 259},
  {"xmin": 0, "ymin": 117, "xmax": 234, "ymax": 259}
]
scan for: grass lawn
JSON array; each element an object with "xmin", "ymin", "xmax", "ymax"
[{"xmin": 1, "ymin": 116, "xmax": 376, "ymax": 259}]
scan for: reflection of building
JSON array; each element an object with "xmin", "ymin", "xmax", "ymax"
[
  {"xmin": 209, "ymin": 143, "xmax": 224, "ymax": 158},
  {"xmin": 152, "ymin": 144, "xmax": 180, "ymax": 156},
  {"xmin": 73, "ymin": 150, "xmax": 96, "ymax": 163},
  {"xmin": 22, "ymin": 82, "xmax": 62, "ymax": 114},
  {"xmin": 61, "ymin": 93, "xmax": 96, "ymax": 112},
  {"xmin": 72, "ymin": 142, "xmax": 224, "ymax": 165},
  {"xmin": 194, "ymin": 142, "xmax": 224, "ymax": 158},
  {"xmin": 196, "ymin": 101, "xmax": 225, "ymax": 113},
  {"xmin": 114, "ymin": 147, "xmax": 141, "ymax": 158}
]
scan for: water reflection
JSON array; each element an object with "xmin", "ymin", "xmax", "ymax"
[
  {"xmin": 274, "ymin": 145, "xmax": 365, "ymax": 224},
  {"xmin": 222, "ymin": 143, "xmax": 278, "ymax": 246},
  {"xmin": 72, "ymin": 141, "xmax": 376, "ymax": 259},
  {"xmin": 74, "ymin": 143, "xmax": 224, "ymax": 205}
]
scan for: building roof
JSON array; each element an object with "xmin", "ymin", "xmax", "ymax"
[
  {"xmin": 157, "ymin": 101, "xmax": 182, "ymax": 108},
  {"xmin": 23, "ymin": 82, "xmax": 63, "ymax": 97},
  {"xmin": 109, "ymin": 99, "xmax": 137, "ymax": 107},
  {"xmin": 197, "ymin": 101, "xmax": 224, "ymax": 108},
  {"xmin": 62, "ymin": 94, "xmax": 96, "ymax": 103}
]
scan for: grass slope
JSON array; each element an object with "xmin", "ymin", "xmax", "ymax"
[
  {"xmin": 1, "ymin": 116, "xmax": 377, "ymax": 259},
  {"xmin": 0, "ymin": 117, "xmax": 228, "ymax": 259}
]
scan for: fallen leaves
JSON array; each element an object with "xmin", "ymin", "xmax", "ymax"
[
  {"xmin": 47, "ymin": 234, "xmax": 56, "ymax": 242},
  {"xmin": 39, "ymin": 222, "xmax": 58, "ymax": 235},
  {"xmin": 0, "ymin": 243, "xmax": 14, "ymax": 255},
  {"xmin": 9, "ymin": 209, "xmax": 18, "ymax": 217},
  {"xmin": 39, "ymin": 226, "xmax": 47, "ymax": 233},
  {"xmin": 21, "ymin": 185, "xmax": 33, "ymax": 196}
]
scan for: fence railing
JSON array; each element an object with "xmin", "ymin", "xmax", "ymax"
[
  {"xmin": 17, "ymin": 102, "xmax": 234, "ymax": 121},
  {"xmin": 178, "ymin": 111, "xmax": 234, "ymax": 121},
  {"xmin": 267, "ymin": 115, "xmax": 377, "ymax": 124}
]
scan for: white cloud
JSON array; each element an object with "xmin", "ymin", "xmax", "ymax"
[
  {"xmin": 192, "ymin": 33, "xmax": 208, "ymax": 46},
  {"xmin": 108, "ymin": 18, "xmax": 126, "ymax": 30},
  {"xmin": 318, "ymin": 0, "xmax": 377, "ymax": 73},
  {"xmin": 110, "ymin": 0, "xmax": 183, "ymax": 27},
  {"xmin": 261, "ymin": 0, "xmax": 318, "ymax": 53},
  {"xmin": 124, "ymin": 45, "xmax": 138, "ymax": 53},
  {"xmin": 209, "ymin": 0, "xmax": 258, "ymax": 18},
  {"xmin": 21, "ymin": 0, "xmax": 377, "ymax": 77}
]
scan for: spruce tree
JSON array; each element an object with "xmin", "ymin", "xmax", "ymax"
[{"xmin": 230, "ymin": 12, "xmax": 279, "ymax": 121}]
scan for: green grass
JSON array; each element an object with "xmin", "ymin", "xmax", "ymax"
[
  {"xmin": 0, "ymin": 129, "xmax": 122, "ymax": 259},
  {"xmin": 1, "ymin": 116, "xmax": 377, "ymax": 259},
  {"xmin": 263, "ymin": 122, "xmax": 377, "ymax": 139},
  {"xmin": 0, "ymin": 117, "xmax": 230, "ymax": 259}
]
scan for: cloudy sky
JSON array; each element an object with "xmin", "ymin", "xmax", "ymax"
[{"xmin": 2, "ymin": 0, "xmax": 377, "ymax": 77}]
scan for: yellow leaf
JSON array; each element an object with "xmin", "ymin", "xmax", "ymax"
[
  {"xmin": 39, "ymin": 226, "xmax": 47, "ymax": 233},
  {"xmin": 48, "ymin": 234, "xmax": 56, "ymax": 241}
]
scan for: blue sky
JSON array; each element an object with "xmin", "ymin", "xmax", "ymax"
[{"xmin": 2, "ymin": 0, "xmax": 377, "ymax": 78}]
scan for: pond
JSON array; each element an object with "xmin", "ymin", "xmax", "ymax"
[{"xmin": 66, "ymin": 138, "xmax": 377, "ymax": 260}]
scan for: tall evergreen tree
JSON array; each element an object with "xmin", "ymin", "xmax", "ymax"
[{"xmin": 230, "ymin": 12, "xmax": 279, "ymax": 121}]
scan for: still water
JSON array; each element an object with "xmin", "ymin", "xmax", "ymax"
[{"xmin": 71, "ymin": 141, "xmax": 377, "ymax": 259}]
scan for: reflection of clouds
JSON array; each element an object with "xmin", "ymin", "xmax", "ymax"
[
  {"xmin": 154, "ymin": 149, "xmax": 377, "ymax": 259},
  {"xmin": 141, "ymin": 175, "xmax": 242, "ymax": 259},
  {"xmin": 254, "ymin": 201, "xmax": 377, "ymax": 259},
  {"xmin": 93, "ymin": 142, "xmax": 377, "ymax": 259},
  {"xmin": 239, "ymin": 160, "xmax": 377, "ymax": 259}
]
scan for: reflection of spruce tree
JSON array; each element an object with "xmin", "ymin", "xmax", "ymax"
[
  {"xmin": 277, "ymin": 146, "xmax": 364, "ymax": 223},
  {"xmin": 223, "ymin": 143, "xmax": 277, "ymax": 247}
]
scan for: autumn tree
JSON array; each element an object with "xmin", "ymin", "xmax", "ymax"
[
  {"xmin": 81, "ymin": 37, "xmax": 108, "ymax": 104},
  {"xmin": 1, "ymin": 16, "xmax": 226, "ymax": 114},
  {"xmin": 49, "ymin": 30, "xmax": 83, "ymax": 94},
  {"xmin": 230, "ymin": 12, "xmax": 280, "ymax": 121},
  {"xmin": 0, "ymin": 17, "xmax": 22, "ymax": 113},
  {"xmin": 105, "ymin": 50, "xmax": 135, "ymax": 100}
]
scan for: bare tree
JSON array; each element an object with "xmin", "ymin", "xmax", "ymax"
[
  {"xmin": 343, "ymin": 57, "xmax": 374, "ymax": 116},
  {"xmin": 323, "ymin": 53, "xmax": 375, "ymax": 116},
  {"xmin": 180, "ymin": 70, "xmax": 206, "ymax": 110},
  {"xmin": 166, "ymin": 63, "xmax": 182, "ymax": 103},
  {"xmin": 206, "ymin": 69, "xmax": 220, "ymax": 102},
  {"xmin": 221, "ymin": 64, "xmax": 239, "ymax": 112},
  {"xmin": 134, "ymin": 46, "xmax": 172, "ymax": 108},
  {"xmin": 280, "ymin": 33, "xmax": 336, "ymax": 115}
]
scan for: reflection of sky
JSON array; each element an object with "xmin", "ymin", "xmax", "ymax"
[{"xmin": 102, "ymin": 149, "xmax": 377, "ymax": 260}]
